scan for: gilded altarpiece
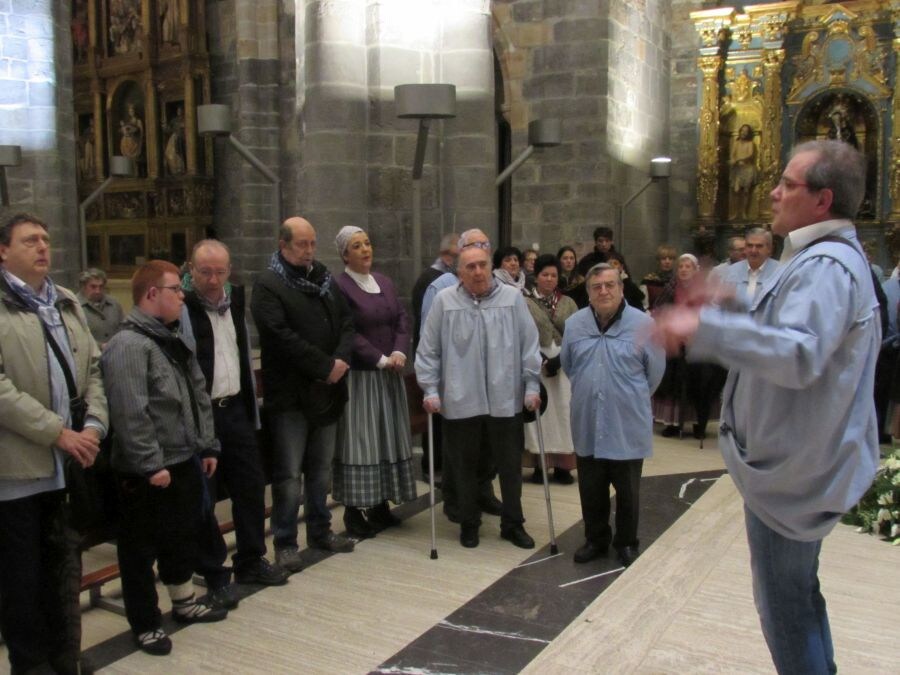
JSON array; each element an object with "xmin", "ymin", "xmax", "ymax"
[
  {"xmin": 73, "ymin": 0, "xmax": 213, "ymax": 275},
  {"xmin": 691, "ymin": 1, "xmax": 900, "ymax": 253}
]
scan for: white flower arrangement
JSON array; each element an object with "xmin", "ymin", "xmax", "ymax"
[{"xmin": 843, "ymin": 448, "xmax": 900, "ymax": 545}]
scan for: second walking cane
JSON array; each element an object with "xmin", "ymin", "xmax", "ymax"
[
  {"xmin": 534, "ymin": 413, "xmax": 559, "ymax": 554},
  {"xmin": 427, "ymin": 412, "xmax": 438, "ymax": 559}
]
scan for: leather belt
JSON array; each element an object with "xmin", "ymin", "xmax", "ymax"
[{"xmin": 212, "ymin": 395, "xmax": 237, "ymax": 408}]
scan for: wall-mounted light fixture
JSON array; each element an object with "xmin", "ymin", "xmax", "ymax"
[
  {"xmin": 78, "ymin": 155, "xmax": 136, "ymax": 270},
  {"xmin": 394, "ymin": 83, "xmax": 456, "ymax": 279},
  {"xmin": 198, "ymin": 103, "xmax": 282, "ymax": 234},
  {"xmin": 617, "ymin": 157, "xmax": 672, "ymax": 255},
  {"xmin": 495, "ymin": 119, "xmax": 561, "ymax": 187}
]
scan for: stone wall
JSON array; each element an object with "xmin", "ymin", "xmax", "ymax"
[
  {"xmin": 0, "ymin": 0, "xmax": 79, "ymax": 286},
  {"xmin": 493, "ymin": 0, "xmax": 672, "ymax": 278}
]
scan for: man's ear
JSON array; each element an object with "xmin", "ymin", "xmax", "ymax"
[{"xmin": 817, "ymin": 187, "xmax": 835, "ymax": 217}]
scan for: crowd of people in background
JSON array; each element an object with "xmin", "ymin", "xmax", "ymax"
[{"xmin": 0, "ymin": 140, "xmax": 890, "ymax": 674}]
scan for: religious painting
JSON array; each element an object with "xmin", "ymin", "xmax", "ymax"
[
  {"xmin": 109, "ymin": 233, "xmax": 146, "ymax": 267},
  {"xmin": 107, "ymin": 0, "xmax": 142, "ymax": 57},
  {"xmin": 72, "ymin": 0, "xmax": 89, "ymax": 64}
]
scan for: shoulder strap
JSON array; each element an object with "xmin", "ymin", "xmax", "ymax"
[{"xmin": 41, "ymin": 323, "xmax": 77, "ymax": 400}]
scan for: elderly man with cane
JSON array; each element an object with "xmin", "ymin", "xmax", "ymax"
[{"xmin": 416, "ymin": 242, "xmax": 542, "ymax": 549}]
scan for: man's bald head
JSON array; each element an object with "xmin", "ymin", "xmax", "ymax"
[{"xmin": 279, "ymin": 216, "xmax": 317, "ymax": 267}]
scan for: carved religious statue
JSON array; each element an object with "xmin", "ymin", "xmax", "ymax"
[
  {"xmin": 78, "ymin": 117, "xmax": 95, "ymax": 181},
  {"xmin": 119, "ymin": 103, "xmax": 144, "ymax": 161},
  {"xmin": 827, "ymin": 100, "xmax": 859, "ymax": 149},
  {"xmin": 730, "ymin": 124, "xmax": 758, "ymax": 220},
  {"xmin": 160, "ymin": 0, "xmax": 180, "ymax": 45},
  {"xmin": 164, "ymin": 106, "xmax": 186, "ymax": 175}
]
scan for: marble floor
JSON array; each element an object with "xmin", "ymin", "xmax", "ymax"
[{"xmin": 1, "ymin": 431, "xmax": 896, "ymax": 674}]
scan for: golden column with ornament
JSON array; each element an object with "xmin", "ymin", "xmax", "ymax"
[
  {"xmin": 698, "ymin": 54, "xmax": 724, "ymax": 223},
  {"xmin": 757, "ymin": 48, "xmax": 785, "ymax": 221}
]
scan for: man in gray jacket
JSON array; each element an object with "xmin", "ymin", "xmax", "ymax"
[
  {"xmin": 0, "ymin": 213, "xmax": 107, "ymax": 674},
  {"xmin": 103, "ymin": 260, "xmax": 225, "ymax": 656},
  {"xmin": 416, "ymin": 243, "xmax": 542, "ymax": 549}
]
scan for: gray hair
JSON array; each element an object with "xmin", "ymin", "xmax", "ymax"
[
  {"xmin": 457, "ymin": 228, "xmax": 490, "ymax": 251},
  {"xmin": 585, "ymin": 262, "xmax": 622, "ymax": 285},
  {"xmin": 439, "ymin": 232, "xmax": 459, "ymax": 253},
  {"xmin": 744, "ymin": 227, "xmax": 772, "ymax": 246},
  {"xmin": 191, "ymin": 238, "xmax": 230, "ymax": 263},
  {"xmin": 727, "ymin": 236, "xmax": 745, "ymax": 251},
  {"xmin": 79, "ymin": 267, "xmax": 107, "ymax": 286},
  {"xmin": 792, "ymin": 139, "xmax": 866, "ymax": 219},
  {"xmin": 335, "ymin": 225, "xmax": 365, "ymax": 257}
]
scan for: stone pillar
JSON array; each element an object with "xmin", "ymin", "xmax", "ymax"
[{"xmin": 0, "ymin": 2, "xmax": 79, "ymax": 284}]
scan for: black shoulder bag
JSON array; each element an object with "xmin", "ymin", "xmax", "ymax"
[{"xmin": 42, "ymin": 325, "xmax": 115, "ymax": 539}]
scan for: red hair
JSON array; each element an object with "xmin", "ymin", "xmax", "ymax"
[{"xmin": 131, "ymin": 260, "xmax": 181, "ymax": 305}]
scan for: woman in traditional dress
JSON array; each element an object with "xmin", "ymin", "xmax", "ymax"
[
  {"xmin": 523, "ymin": 254, "xmax": 579, "ymax": 484},
  {"xmin": 333, "ymin": 226, "xmax": 417, "ymax": 538}
]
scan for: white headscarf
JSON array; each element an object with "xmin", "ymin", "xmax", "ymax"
[{"xmin": 334, "ymin": 225, "xmax": 365, "ymax": 258}]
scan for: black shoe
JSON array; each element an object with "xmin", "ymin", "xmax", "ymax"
[
  {"xmin": 460, "ymin": 525, "xmax": 479, "ymax": 548},
  {"xmin": 530, "ymin": 467, "xmax": 544, "ymax": 484},
  {"xmin": 500, "ymin": 525, "xmax": 535, "ymax": 549},
  {"xmin": 206, "ymin": 584, "xmax": 239, "ymax": 610},
  {"xmin": 235, "ymin": 557, "xmax": 289, "ymax": 586},
  {"xmin": 134, "ymin": 629, "xmax": 172, "ymax": 656},
  {"xmin": 274, "ymin": 546, "xmax": 305, "ymax": 574},
  {"xmin": 343, "ymin": 506, "xmax": 377, "ymax": 539},
  {"xmin": 309, "ymin": 531, "xmax": 355, "ymax": 553},
  {"xmin": 573, "ymin": 541, "xmax": 608, "ymax": 563},
  {"xmin": 553, "ymin": 468, "xmax": 575, "ymax": 485},
  {"xmin": 172, "ymin": 597, "xmax": 228, "ymax": 624},
  {"xmin": 478, "ymin": 495, "xmax": 503, "ymax": 516},
  {"xmin": 443, "ymin": 504, "xmax": 461, "ymax": 524},
  {"xmin": 660, "ymin": 425, "xmax": 681, "ymax": 438},
  {"xmin": 368, "ymin": 501, "xmax": 402, "ymax": 530},
  {"xmin": 617, "ymin": 545, "xmax": 640, "ymax": 567}
]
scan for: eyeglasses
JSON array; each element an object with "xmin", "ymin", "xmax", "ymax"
[
  {"xmin": 155, "ymin": 284, "xmax": 184, "ymax": 294},
  {"xmin": 194, "ymin": 268, "xmax": 229, "ymax": 278},
  {"xmin": 777, "ymin": 175, "xmax": 815, "ymax": 191},
  {"xmin": 461, "ymin": 241, "xmax": 491, "ymax": 251}
]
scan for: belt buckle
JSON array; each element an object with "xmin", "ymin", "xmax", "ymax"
[{"xmin": 216, "ymin": 396, "xmax": 230, "ymax": 408}]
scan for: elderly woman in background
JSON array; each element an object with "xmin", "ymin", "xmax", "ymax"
[
  {"xmin": 650, "ymin": 253, "xmax": 714, "ymax": 439},
  {"xmin": 493, "ymin": 246, "xmax": 527, "ymax": 292},
  {"xmin": 524, "ymin": 254, "xmax": 579, "ymax": 484},
  {"xmin": 558, "ymin": 245, "xmax": 587, "ymax": 308},
  {"xmin": 333, "ymin": 226, "xmax": 417, "ymax": 538}
]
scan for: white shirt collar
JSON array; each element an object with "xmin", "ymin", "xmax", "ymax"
[
  {"xmin": 780, "ymin": 219, "xmax": 853, "ymax": 262},
  {"xmin": 344, "ymin": 267, "xmax": 381, "ymax": 294}
]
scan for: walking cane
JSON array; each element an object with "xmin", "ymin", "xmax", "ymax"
[
  {"xmin": 427, "ymin": 412, "xmax": 438, "ymax": 560},
  {"xmin": 533, "ymin": 413, "xmax": 559, "ymax": 555}
]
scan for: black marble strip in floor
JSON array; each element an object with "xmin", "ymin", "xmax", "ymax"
[{"xmin": 371, "ymin": 469, "xmax": 724, "ymax": 675}]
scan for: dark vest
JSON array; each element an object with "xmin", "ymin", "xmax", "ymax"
[{"xmin": 183, "ymin": 285, "xmax": 256, "ymax": 421}]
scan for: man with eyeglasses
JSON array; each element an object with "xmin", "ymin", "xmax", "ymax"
[
  {"xmin": 180, "ymin": 240, "xmax": 288, "ymax": 611},
  {"xmin": 418, "ymin": 229, "xmax": 505, "ymax": 522},
  {"xmin": 417, "ymin": 242, "xmax": 541, "ymax": 549},
  {"xmin": 655, "ymin": 140, "xmax": 880, "ymax": 674},
  {"xmin": 0, "ymin": 213, "xmax": 108, "ymax": 673},
  {"xmin": 102, "ymin": 260, "xmax": 226, "ymax": 655}
]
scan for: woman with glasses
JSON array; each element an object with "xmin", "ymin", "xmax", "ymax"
[
  {"xmin": 333, "ymin": 226, "xmax": 417, "ymax": 538},
  {"xmin": 523, "ymin": 254, "xmax": 578, "ymax": 484}
]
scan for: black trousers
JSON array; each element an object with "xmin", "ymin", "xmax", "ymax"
[
  {"xmin": 0, "ymin": 490, "xmax": 81, "ymax": 675},
  {"xmin": 440, "ymin": 419, "xmax": 497, "ymax": 511},
  {"xmin": 196, "ymin": 398, "xmax": 267, "ymax": 588},
  {"xmin": 575, "ymin": 455, "xmax": 643, "ymax": 549},
  {"xmin": 443, "ymin": 415, "xmax": 524, "ymax": 529},
  {"xmin": 116, "ymin": 458, "xmax": 203, "ymax": 635}
]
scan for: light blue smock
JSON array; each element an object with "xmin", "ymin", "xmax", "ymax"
[{"xmin": 561, "ymin": 304, "xmax": 665, "ymax": 460}]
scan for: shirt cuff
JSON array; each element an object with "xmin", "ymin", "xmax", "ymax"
[
  {"xmin": 376, "ymin": 355, "xmax": 390, "ymax": 369},
  {"xmin": 84, "ymin": 417, "xmax": 107, "ymax": 440}
]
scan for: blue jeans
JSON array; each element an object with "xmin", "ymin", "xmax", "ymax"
[
  {"xmin": 270, "ymin": 410, "xmax": 337, "ymax": 549},
  {"xmin": 744, "ymin": 506, "xmax": 836, "ymax": 675}
]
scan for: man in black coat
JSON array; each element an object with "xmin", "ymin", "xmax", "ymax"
[
  {"xmin": 181, "ymin": 240, "xmax": 289, "ymax": 609},
  {"xmin": 251, "ymin": 217, "xmax": 355, "ymax": 573}
]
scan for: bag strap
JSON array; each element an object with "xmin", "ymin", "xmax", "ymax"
[{"xmin": 41, "ymin": 322, "xmax": 78, "ymax": 401}]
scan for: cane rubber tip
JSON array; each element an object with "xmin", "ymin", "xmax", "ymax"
[
  {"xmin": 430, "ymin": 550, "xmax": 438, "ymax": 560},
  {"xmin": 550, "ymin": 544, "xmax": 559, "ymax": 555}
]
